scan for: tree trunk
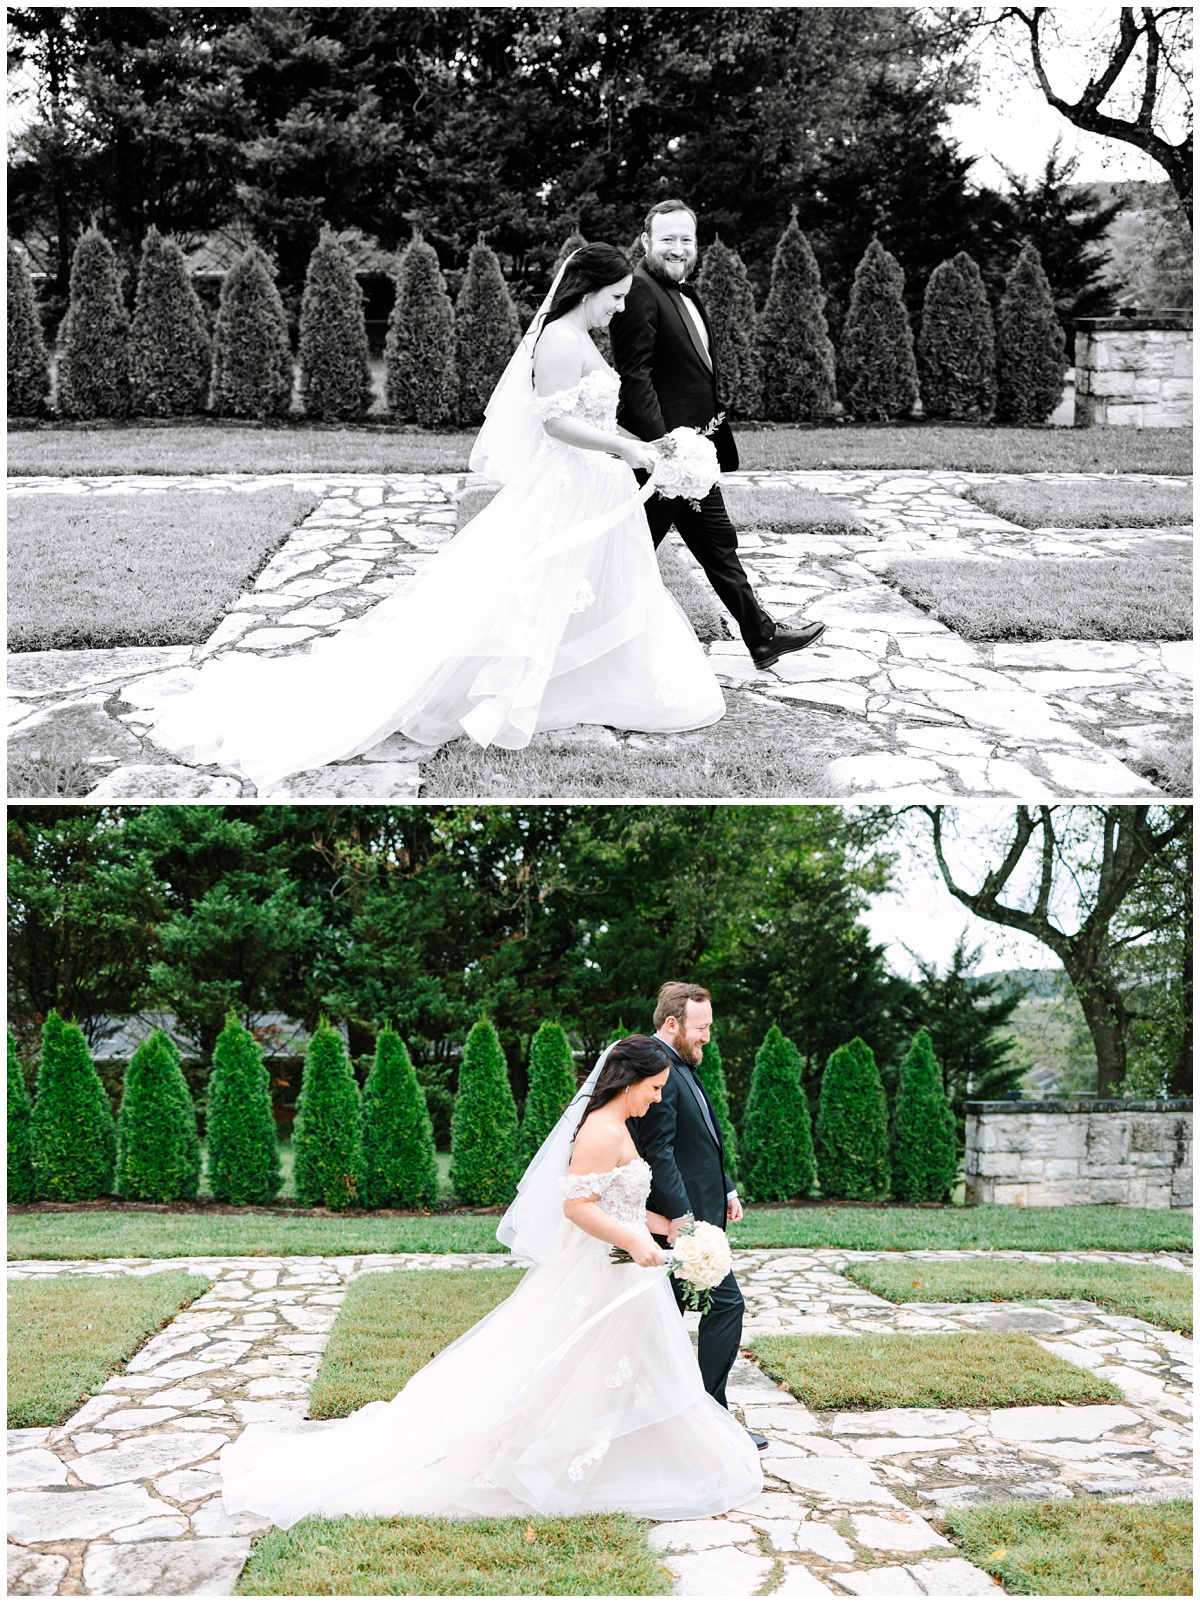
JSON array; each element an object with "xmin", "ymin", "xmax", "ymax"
[{"xmin": 1069, "ymin": 968, "xmax": 1128, "ymax": 1099}]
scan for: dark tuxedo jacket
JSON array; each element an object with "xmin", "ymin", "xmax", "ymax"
[
  {"xmin": 610, "ymin": 265, "xmax": 740, "ymax": 474},
  {"xmin": 628, "ymin": 1038, "xmax": 734, "ymax": 1232}
]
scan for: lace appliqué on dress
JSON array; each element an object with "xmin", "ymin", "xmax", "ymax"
[
  {"xmin": 567, "ymin": 1436, "xmax": 611, "ymax": 1482},
  {"xmin": 570, "ymin": 579, "xmax": 596, "ymax": 613},
  {"xmin": 605, "ymin": 1356, "xmax": 633, "ymax": 1388},
  {"xmin": 532, "ymin": 369, "xmax": 620, "ymax": 434},
  {"xmin": 558, "ymin": 1159, "xmax": 652, "ymax": 1229}
]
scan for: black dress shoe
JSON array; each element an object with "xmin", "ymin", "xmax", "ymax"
[
  {"xmin": 750, "ymin": 620, "xmax": 826, "ymax": 668},
  {"xmin": 747, "ymin": 1428, "xmax": 769, "ymax": 1450}
]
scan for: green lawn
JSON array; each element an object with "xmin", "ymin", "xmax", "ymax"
[
  {"xmin": 845, "ymin": 1256, "xmax": 1193, "ymax": 1334},
  {"xmin": 749, "ymin": 1331, "xmax": 1120, "ymax": 1410},
  {"xmin": 8, "ymin": 487, "xmax": 321, "ymax": 651},
  {"xmin": 964, "ymin": 477, "xmax": 1193, "ymax": 529},
  {"xmin": 944, "ymin": 1499, "xmax": 1193, "ymax": 1596},
  {"xmin": 7, "ymin": 1270, "xmax": 210, "ymax": 1427},
  {"xmin": 236, "ymin": 1512, "xmax": 672, "ymax": 1596},
  {"xmin": 886, "ymin": 555, "xmax": 1191, "ymax": 641},
  {"xmin": 310, "ymin": 1268, "xmax": 524, "ymax": 1419},
  {"xmin": 721, "ymin": 481, "xmax": 865, "ymax": 533},
  {"xmin": 418, "ymin": 687, "xmax": 837, "ymax": 800},
  {"xmin": 8, "ymin": 423, "xmax": 1192, "ymax": 477},
  {"xmin": 8, "ymin": 1203, "xmax": 1189, "ymax": 1261}
]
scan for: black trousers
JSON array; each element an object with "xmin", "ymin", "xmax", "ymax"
[
  {"xmin": 662, "ymin": 1258, "xmax": 745, "ymax": 1409},
  {"xmin": 642, "ymin": 482, "xmax": 774, "ymax": 650}
]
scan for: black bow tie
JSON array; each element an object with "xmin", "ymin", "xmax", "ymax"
[{"xmin": 675, "ymin": 283, "xmax": 696, "ymax": 298}]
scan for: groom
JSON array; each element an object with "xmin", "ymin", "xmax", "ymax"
[
  {"xmin": 610, "ymin": 198, "xmax": 825, "ymax": 669},
  {"xmin": 627, "ymin": 980, "xmax": 767, "ymax": 1450}
]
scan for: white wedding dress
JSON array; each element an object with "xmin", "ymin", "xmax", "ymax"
[
  {"xmin": 149, "ymin": 369, "xmax": 724, "ymax": 791},
  {"xmin": 221, "ymin": 1159, "xmax": 762, "ymax": 1526}
]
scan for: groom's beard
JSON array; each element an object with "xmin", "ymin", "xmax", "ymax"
[
  {"xmin": 643, "ymin": 245, "xmax": 698, "ymax": 287},
  {"xmin": 671, "ymin": 1036, "xmax": 704, "ymax": 1067}
]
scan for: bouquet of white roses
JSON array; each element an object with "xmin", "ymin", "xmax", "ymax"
[
  {"xmin": 609, "ymin": 1214, "xmax": 732, "ymax": 1313},
  {"xmin": 650, "ymin": 425, "xmax": 721, "ymax": 511}
]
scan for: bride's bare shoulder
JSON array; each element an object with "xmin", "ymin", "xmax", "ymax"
[
  {"xmin": 569, "ymin": 1112, "xmax": 623, "ymax": 1175},
  {"xmin": 533, "ymin": 322, "xmax": 585, "ymax": 398}
]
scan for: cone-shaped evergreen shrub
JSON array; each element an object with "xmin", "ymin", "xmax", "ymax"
[
  {"xmin": 816, "ymin": 1037, "xmax": 890, "ymax": 1200},
  {"xmin": 30, "ymin": 1011, "xmax": 116, "ymax": 1201},
  {"xmin": 361, "ymin": 1026, "xmax": 439, "ymax": 1209},
  {"xmin": 694, "ymin": 1028, "xmax": 740, "ymax": 1186},
  {"xmin": 115, "ymin": 1028, "xmax": 201, "ymax": 1202},
  {"xmin": 385, "ymin": 233, "xmax": 457, "ymax": 425},
  {"xmin": 757, "ymin": 216, "xmax": 837, "ymax": 422},
  {"xmin": 130, "ymin": 227, "xmax": 211, "ymax": 417},
  {"xmin": 292, "ymin": 1022, "xmax": 363, "ymax": 1210},
  {"xmin": 57, "ymin": 227, "xmax": 131, "ymax": 419},
  {"xmin": 890, "ymin": 1028, "xmax": 958, "ymax": 1203},
  {"xmin": 210, "ymin": 244, "xmax": 293, "ymax": 419},
  {"xmin": 520, "ymin": 1021, "xmax": 577, "ymax": 1167},
  {"xmin": 741, "ymin": 1025, "xmax": 816, "ymax": 1202},
  {"xmin": 839, "ymin": 239, "xmax": 918, "ymax": 422},
  {"xmin": 205, "ymin": 1014, "xmax": 281, "ymax": 1206},
  {"xmin": 450, "ymin": 1017, "xmax": 518, "ymax": 1206},
  {"xmin": 8, "ymin": 241, "xmax": 50, "ymax": 416},
  {"xmin": 456, "ymin": 238, "xmax": 521, "ymax": 426},
  {"xmin": 917, "ymin": 252, "xmax": 996, "ymax": 421},
  {"xmin": 299, "ymin": 229, "xmax": 373, "ymax": 421},
  {"xmin": 697, "ymin": 236, "xmax": 762, "ymax": 419},
  {"xmin": 995, "ymin": 242, "xmax": 1067, "ymax": 424},
  {"xmin": 554, "ymin": 232, "xmax": 589, "ymax": 273},
  {"xmin": 8, "ymin": 1029, "xmax": 36, "ymax": 1204}
]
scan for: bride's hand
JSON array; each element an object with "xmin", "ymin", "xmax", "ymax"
[
  {"xmin": 619, "ymin": 438, "xmax": 658, "ymax": 474},
  {"xmin": 624, "ymin": 1235, "xmax": 667, "ymax": 1268}
]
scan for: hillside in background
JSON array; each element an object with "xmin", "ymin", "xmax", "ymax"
[
  {"xmin": 981, "ymin": 969, "xmax": 1098, "ymax": 1098},
  {"xmin": 1066, "ymin": 179, "xmax": 1192, "ymax": 310}
]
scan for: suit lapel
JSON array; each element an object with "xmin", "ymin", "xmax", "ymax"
[
  {"xmin": 664, "ymin": 1042, "xmax": 722, "ymax": 1153},
  {"xmin": 668, "ymin": 286, "xmax": 714, "ymax": 373}
]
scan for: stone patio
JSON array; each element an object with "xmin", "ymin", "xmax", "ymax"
[
  {"xmin": 7, "ymin": 470, "xmax": 1190, "ymax": 800},
  {"xmin": 7, "ymin": 1247, "xmax": 1192, "ymax": 1596}
]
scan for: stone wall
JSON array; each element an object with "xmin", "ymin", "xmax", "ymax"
[
  {"xmin": 1074, "ymin": 312, "xmax": 1192, "ymax": 427},
  {"xmin": 964, "ymin": 1100, "xmax": 1192, "ymax": 1209}
]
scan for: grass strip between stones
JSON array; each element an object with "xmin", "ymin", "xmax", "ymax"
[
  {"xmin": 844, "ymin": 1257, "xmax": 1193, "ymax": 1335},
  {"xmin": 885, "ymin": 555, "xmax": 1191, "ymax": 641},
  {"xmin": 8, "ymin": 424, "xmax": 1192, "ymax": 477},
  {"xmin": 309, "ymin": 1268, "xmax": 524, "ymax": 1419},
  {"xmin": 963, "ymin": 477, "xmax": 1192, "ymax": 530},
  {"xmin": 943, "ymin": 1498, "xmax": 1193, "ymax": 1597},
  {"xmin": 7, "ymin": 1270, "xmax": 210, "ymax": 1428},
  {"xmin": 234, "ymin": 1512, "xmax": 672, "ymax": 1596},
  {"xmin": 8, "ymin": 487, "xmax": 322, "ymax": 652},
  {"xmin": 747, "ymin": 1332, "xmax": 1122, "ymax": 1410},
  {"xmin": 8, "ymin": 1204, "xmax": 1192, "ymax": 1260}
]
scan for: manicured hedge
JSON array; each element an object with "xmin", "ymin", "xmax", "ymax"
[
  {"xmin": 30, "ymin": 1011, "xmax": 116, "ymax": 1202},
  {"xmin": 361, "ymin": 1026, "xmax": 439, "ymax": 1209},
  {"xmin": 205, "ymin": 1014, "xmax": 282, "ymax": 1207},
  {"xmin": 8, "ymin": 240, "xmax": 50, "ymax": 416},
  {"xmin": 210, "ymin": 243, "xmax": 293, "ymax": 419},
  {"xmin": 298, "ymin": 228, "xmax": 373, "ymax": 422},
  {"xmin": 816, "ymin": 1036, "xmax": 890, "ymax": 1201},
  {"xmin": 890, "ymin": 1028, "xmax": 958, "ymax": 1203},
  {"xmin": 130, "ymin": 227, "xmax": 211, "ymax": 417},
  {"xmin": 741, "ymin": 1025, "xmax": 816, "ymax": 1202},
  {"xmin": 917, "ymin": 251, "xmax": 995, "ymax": 421},
  {"xmin": 386, "ymin": 233, "xmax": 457, "ymax": 426},
  {"xmin": 8, "ymin": 1030, "xmax": 36, "ymax": 1204},
  {"xmin": 996, "ymin": 241, "xmax": 1067, "ymax": 425},
  {"xmin": 757, "ymin": 215, "xmax": 836, "ymax": 422},
  {"xmin": 838, "ymin": 238, "xmax": 918, "ymax": 423},
  {"xmin": 698, "ymin": 236, "xmax": 762, "ymax": 419},
  {"xmin": 293, "ymin": 1022, "xmax": 363, "ymax": 1210},
  {"xmin": 115, "ymin": 1028, "xmax": 202, "ymax": 1203},
  {"xmin": 449, "ymin": 1018, "xmax": 518, "ymax": 1206},
  {"xmin": 57, "ymin": 227, "xmax": 131, "ymax": 420},
  {"xmin": 455, "ymin": 238, "xmax": 521, "ymax": 427},
  {"xmin": 520, "ymin": 1021, "xmax": 577, "ymax": 1167}
]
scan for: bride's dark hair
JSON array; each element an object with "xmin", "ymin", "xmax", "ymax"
[
  {"xmin": 575, "ymin": 1034, "xmax": 669, "ymax": 1135},
  {"xmin": 541, "ymin": 243, "xmax": 632, "ymax": 332}
]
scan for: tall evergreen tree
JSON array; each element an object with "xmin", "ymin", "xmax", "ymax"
[
  {"xmin": 57, "ymin": 226, "xmax": 131, "ymax": 419},
  {"xmin": 1003, "ymin": 146, "xmax": 1127, "ymax": 331},
  {"xmin": 520, "ymin": 1021, "xmax": 577, "ymax": 1167},
  {"xmin": 455, "ymin": 238, "xmax": 521, "ymax": 426},
  {"xmin": 129, "ymin": 227, "xmax": 211, "ymax": 416},
  {"xmin": 115, "ymin": 1028, "xmax": 201, "ymax": 1202},
  {"xmin": 756, "ymin": 215, "xmax": 836, "ymax": 422},
  {"xmin": 450, "ymin": 1017, "xmax": 518, "ymax": 1206},
  {"xmin": 815, "ymin": 1037, "xmax": 890, "ymax": 1200},
  {"xmin": 838, "ymin": 238, "xmax": 918, "ymax": 422},
  {"xmin": 8, "ymin": 1029, "xmax": 36, "ymax": 1204},
  {"xmin": 298, "ymin": 228, "xmax": 373, "ymax": 421},
  {"xmin": 292, "ymin": 1022, "xmax": 363, "ymax": 1210},
  {"xmin": 205, "ymin": 1014, "xmax": 281, "ymax": 1206},
  {"xmin": 694, "ymin": 1028, "xmax": 740, "ymax": 1188},
  {"xmin": 8, "ymin": 240, "xmax": 50, "ymax": 416},
  {"xmin": 361, "ymin": 1025, "xmax": 439, "ymax": 1209},
  {"xmin": 890, "ymin": 1029, "xmax": 958, "ymax": 1203},
  {"xmin": 209, "ymin": 243, "xmax": 293, "ymax": 418},
  {"xmin": 697, "ymin": 236, "xmax": 762, "ymax": 419},
  {"xmin": 385, "ymin": 233, "xmax": 457, "ymax": 426},
  {"xmin": 995, "ymin": 242, "xmax": 1067, "ymax": 424},
  {"xmin": 741, "ymin": 1025, "xmax": 817, "ymax": 1202},
  {"xmin": 30, "ymin": 1010, "xmax": 116, "ymax": 1201},
  {"xmin": 917, "ymin": 252, "xmax": 996, "ymax": 420}
]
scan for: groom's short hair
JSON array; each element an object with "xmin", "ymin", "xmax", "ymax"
[
  {"xmin": 654, "ymin": 981, "xmax": 711, "ymax": 1029},
  {"xmin": 643, "ymin": 198, "xmax": 697, "ymax": 237}
]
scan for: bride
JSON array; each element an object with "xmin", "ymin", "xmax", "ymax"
[
  {"xmin": 148, "ymin": 245, "xmax": 725, "ymax": 792},
  {"xmin": 221, "ymin": 1036, "xmax": 763, "ymax": 1526}
]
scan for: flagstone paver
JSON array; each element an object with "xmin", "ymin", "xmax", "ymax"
[
  {"xmin": 7, "ymin": 470, "xmax": 1190, "ymax": 799},
  {"xmin": 6, "ymin": 1248, "xmax": 1191, "ymax": 1595}
]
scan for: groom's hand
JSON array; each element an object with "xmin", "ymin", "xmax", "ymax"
[
  {"xmin": 667, "ymin": 1216, "xmax": 688, "ymax": 1246},
  {"xmin": 726, "ymin": 1192, "xmax": 743, "ymax": 1224}
]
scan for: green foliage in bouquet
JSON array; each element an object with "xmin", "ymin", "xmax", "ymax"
[
  {"xmin": 116, "ymin": 1028, "xmax": 202, "ymax": 1202},
  {"xmin": 361, "ymin": 1026, "xmax": 439, "ymax": 1209},
  {"xmin": 31, "ymin": 1011, "xmax": 116, "ymax": 1201}
]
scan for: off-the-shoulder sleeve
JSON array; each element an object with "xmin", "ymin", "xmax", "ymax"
[
  {"xmin": 532, "ymin": 385, "xmax": 581, "ymax": 424},
  {"xmin": 559, "ymin": 1172, "xmax": 602, "ymax": 1200}
]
